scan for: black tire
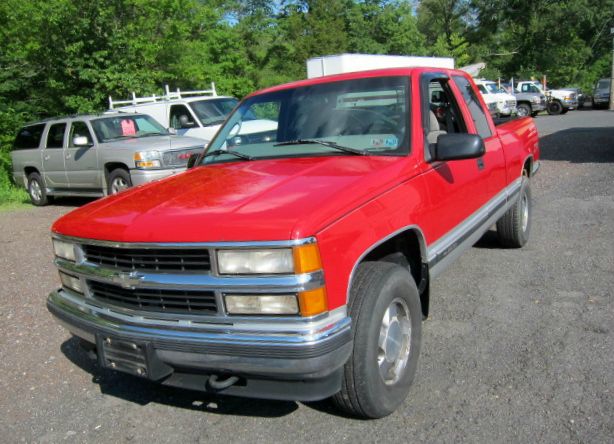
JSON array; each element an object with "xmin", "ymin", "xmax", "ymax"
[
  {"xmin": 27, "ymin": 172, "xmax": 51, "ymax": 206},
  {"xmin": 497, "ymin": 175, "xmax": 531, "ymax": 248},
  {"xmin": 531, "ymin": 111, "xmax": 539, "ymax": 117},
  {"xmin": 517, "ymin": 103, "xmax": 531, "ymax": 117},
  {"xmin": 107, "ymin": 168, "xmax": 132, "ymax": 195},
  {"xmin": 547, "ymin": 101, "xmax": 563, "ymax": 115},
  {"xmin": 561, "ymin": 108, "xmax": 569, "ymax": 114},
  {"xmin": 332, "ymin": 261, "xmax": 422, "ymax": 419}
]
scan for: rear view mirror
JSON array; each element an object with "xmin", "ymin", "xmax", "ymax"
[
  {"xmin": 73, "ymin": 136, "xmax": 91, "ymax": 147},
  {"xmin": 434, "ymin": 133, "xmax": 485, "ymax": 161},
  {"xmin": 187, "ymin": 153, "xmax": 200, "ymax": 169},
  {"xmin": 179, "ymin": 115, "xmax": 196, "ymax": 129}
]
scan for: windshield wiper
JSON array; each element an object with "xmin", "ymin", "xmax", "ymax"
[
  {"xmin": 274, "ymin": 139, "xmax": 369, "ymax": 156},
  {"xmin": 203, "ymin": 149, "xmax": 253, "ymax": 161},
  {"xmin": 138, "ymin": 132, "xmax": 168, "ymax": 137}
]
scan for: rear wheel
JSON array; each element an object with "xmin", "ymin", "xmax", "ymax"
[
  {"xmin": 108, "ymin": 168, "xmax": 132, "ymax": 195},
  {"xmin": 497, "ymin": 175, "xmax": 531, "ymax": 248},
  {"xmin": 332, "ymin": 261, "xmax": 422, "ymax": 419},
  {"xmin": 27, "ymin": 172, "xmax": 51, "ymax": 206}
]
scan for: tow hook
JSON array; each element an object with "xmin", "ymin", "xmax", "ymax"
[{"xmin": 208, "ymin": 374, "xmax": 240, "ymax": 390}]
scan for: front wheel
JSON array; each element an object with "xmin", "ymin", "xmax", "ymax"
[
  {"xmin": 332, "ymin": 261, "xmax": 422, "ymax": 419},
  {"xmin": 517, "ymin": 103, "xmax": 531, "ymax": 117},
  {"xmin": 547, "ymin": 101, "xmax": 563, "ymax": 115},
  {"xmin": 497, "ymin": 175, "xmax": 532, "ymax": 248},
  {"xmin": 107, "ymin": 168, "xmax": 132, "ymax": 195}
]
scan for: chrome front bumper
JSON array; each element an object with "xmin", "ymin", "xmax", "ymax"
[
  {"xmin": 47, "ymin": 288, "xmax": 352, "ymax": 399},
  {"xmin": 129, "ymin": 167, "xmax": 186, "ymax": 186}
]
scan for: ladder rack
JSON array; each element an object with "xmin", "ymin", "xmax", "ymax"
[{"xmin": 109, "ymin": 82, "xmax": 218, "ymax": 109}]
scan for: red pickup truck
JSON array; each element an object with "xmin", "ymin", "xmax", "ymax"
[{"xmin": 47, "ymin": 67, "xmax": 539, "ymax": 418}]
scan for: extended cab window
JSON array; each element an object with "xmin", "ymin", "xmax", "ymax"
[
  {"xmin": 170, "ymin": 104, "xmax": 198, "ymax": 129},
  {"xmin": 204, "ymin": 76, "xmax": 410, "ymax": 163},
  {"xmin": 191, "ymin": 98, "xmax": 238, "ymax": 127},
  {"xmin": 452, "ymin": 76, "xmax": 493, "ymax": 139},
  {"xmin": 69, "ymin": 121, "xmax": 94, "ymax": 147},
  {"xmin": 46, "ymin": 123, "xmax": 66, "ymax": 149},
  {"xmin": 14, "ymin": 124, "xmax": 45, "ymax": 150}
]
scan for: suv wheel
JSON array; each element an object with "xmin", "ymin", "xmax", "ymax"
[
  {"xmin": 547, "ymin": 101, "xmax": 563, "ymax": 115},
  {"xmin": 517, "ymin": 103, "xmax": 531, "ymax": 117},
  {"xmin": 27, "ymin": 172, "xmax": 51, "ymax": 206},
  {"xmin": 108, "ymin": 168, "xmax": 132, "ymax": 195}
]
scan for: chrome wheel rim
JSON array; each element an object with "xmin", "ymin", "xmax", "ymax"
[
  {"xmin": 521, "ymin": 192, "xmax": 529, "ymax": 233},
  {"xmin": 110, "ymin": 177, "xmax": 129, "ymax": 194},
  {"xmin": 378, "ymin": 297, "xmax": 412, "ymax": 385},
  {"xmin": 29, "ymin": 179, "xmax": 42, "ymax": 201},
  {"xmin": 518, "ymin": 107, "xmax": 528, "ymax": 117}
]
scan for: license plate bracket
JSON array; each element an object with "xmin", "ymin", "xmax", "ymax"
[{"xmin": 96, "ymin": 335, "xmax": 172, "ymax": 381}]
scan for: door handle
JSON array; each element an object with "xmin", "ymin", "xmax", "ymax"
[
  {"xmin": 65, "ymin": 153, "xmax": 72, "ymax": 159},
  {"xmin": 43, "ymin": 155, "xmax": 50, "ymax": 161},
  {"xmin": 477, "ymin": 158, "xmax": 485, "ymax": 170}
]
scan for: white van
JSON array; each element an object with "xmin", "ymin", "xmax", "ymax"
[
  {"xmin": 474, "ymin": 79, "xmax": 517, "ymax": 117},
  {"xmin": 109, "ymin": 84, "xmax": 277, "ymax": 144}
]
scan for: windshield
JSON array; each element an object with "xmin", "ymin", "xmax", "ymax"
[
  {"xmin": 190, "ymin": 98, "xmax": 239, "ymax": 127},
  {"xmin": 91, "ymin": 115, "xmax": 167, "ymax": 142},
  {"xmin": 202, "ymin": 76, "xmax": 410, "ymax": 164},
  {"xmin": 597, "ymin": 79, "xmax": 610, "ymax": 90},
  {"xmin": 483, "ymin": 83, "xmax": 500, "ymax": 94}
]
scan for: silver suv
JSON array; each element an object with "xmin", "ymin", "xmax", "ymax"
[{"xmin": 11, "ymin": 113, "xmax": 205, "ymax": 205}]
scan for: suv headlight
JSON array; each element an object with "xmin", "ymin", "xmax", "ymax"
[
  {"xmin": 53, "ymin": 239, "xmax": 76, "ymax": 262},
  {"xmin": 134, "ymin": 151, "xmax": 161, "ymax": 169}
]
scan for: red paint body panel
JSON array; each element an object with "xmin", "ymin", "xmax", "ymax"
[{"xmin": 52, "ymin": 68, "xmax": 540, "ymax": 311}]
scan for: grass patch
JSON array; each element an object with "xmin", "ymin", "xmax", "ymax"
[{"xmin": 0, "ymin": 185, "xmax": 30, "ymax": 211}]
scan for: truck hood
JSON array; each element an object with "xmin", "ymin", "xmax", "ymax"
[
  {"xmin": 101, "ymin": 135, "xmax": 206, "ymax": 151},
  {"xmin": 52, "ymin": 156, "xmax": 410, "ymax": 243}
]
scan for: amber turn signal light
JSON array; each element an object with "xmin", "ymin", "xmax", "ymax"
[
  {"xmin": 293, "ymin": 243, "xmax": 322, "ymax": 274},
  {"xmin": 298, "ymin": 287, "xmax": 328, "ymax": 317}
]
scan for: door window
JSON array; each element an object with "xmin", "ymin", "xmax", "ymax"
[
  {"xmin": 69, "ymin": 121, "xmax": 94, "ymax": 147},
  {"xmin": 14, "ymin": 124, "xmax": 46, "ymax": 150},
  {"xmin": 46, "ymin": 123, "xmax": 67, "ymax": 148},
  {"xmin": 425, "ymin": 78, "xmax": 466, "ymax": 145},
  {"xmin": 452, "ymin": 76, "xmax": 493, "ymax": 139},
  {"xmin": 170, "ymin": 105, "xmax": 198, "ymax": 129}
]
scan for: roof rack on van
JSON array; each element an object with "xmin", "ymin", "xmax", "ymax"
[{"xmin": 108, "ymin": 83, "xmax": 218, "ymax": 109}]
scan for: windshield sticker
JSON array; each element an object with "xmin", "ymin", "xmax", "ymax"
[
  {"xmin": 371, "ymin": 136, "xmax": 398, "ymax": 148},
  {"xmin": 121, "ymin": 119, "xmax": 136, "ymax": 136}
]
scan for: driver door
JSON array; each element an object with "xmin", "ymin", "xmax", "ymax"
[{"xmin": 65, "ymin": 121, "xmax": 100, "ymax": 189}]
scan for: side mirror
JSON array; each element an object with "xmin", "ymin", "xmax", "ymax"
[
  {"xmin": 167, "ymin": 127, "xmax": 177, "ymax": 135},
  {"xmin": 187, "ymin": 153, "xmax": 200, "ymax": 169},
  {"xmin": 73, "ymin": 136, "xmax": 91, "ymax": 147},
  {"xmin": 179, "ymin": 115, "xmax": 195, "ymax": 129},
  {"xmin": 433, "ymin": 133, "xmax": 485, "ymax": 161}
]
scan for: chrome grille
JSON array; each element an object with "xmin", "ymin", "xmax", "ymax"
[
  {"xmin": 506, "ymin": 100, "xmax": 516, "ymax": 107},
  {"xmin": 162, "ymin": 147, "xmax": 203, "ymax": 167},
  {"xmin": 83, "ymin": 245, "xmax": 211, "ymax": 272},
  {"xmin": 88, "ymin": 281, "xmax": 217, "ymax": 314}
]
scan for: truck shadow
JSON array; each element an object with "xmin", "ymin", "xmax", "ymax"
[
  {"xmin": 538, "ymin": 126, "xmax": 614, "ymax": 164},
  {"xmin": 60, "ymin": 336, "xmax": 300, "ymax": 418}
]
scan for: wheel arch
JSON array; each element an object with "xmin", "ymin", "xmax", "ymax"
[
  {"xmin": 346, "ymin": 226, "xmax": 431, "ymax": 317},
  {"xmin": 104, "ymin": 162, "xmax": 131, "ymax": 194}
]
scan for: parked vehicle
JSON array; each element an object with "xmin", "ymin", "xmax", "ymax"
[
  {"xmin": 592, "ymin": 78, "xmax": 611, "ymax": 109},
  {"xmin": 474, "ymin": 79, "xmax": 517, "ymax": 117},
  {"xmin": 516, "ymin": 81, "xmax": 578, "ymax": 115},
  {"xmin": 110, "ymin": 84, "xmax": 277, "ymax": 144},
  {"xmin": 564, "ymin": 87, "xmax": 586, "ymax": 108},
  {"xmin": 11, "ymin": 113, "xmax": 205, "ymax": 205},
  {"xmin": 502, "ymin": 82, "xmax": 546, "ymax": 117},
  {"xmin": 47, "ymin": 56, "xmax": 540, "ymax": 419}
]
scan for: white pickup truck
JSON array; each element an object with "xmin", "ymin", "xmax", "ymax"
[
  {"xmin": 516, "ymin": 81, "xmax": 578, "ymax": 115},
  {"xmin": 109, "ymin": 84, "xmax": 277, "ymax": 144}
]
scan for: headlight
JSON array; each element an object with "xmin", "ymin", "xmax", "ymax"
[
  {"xmin": 53, "ymin": 239, "xmax": 76, "ymax": 262},
  {"xmin": 225, "ymin": 294, "xmax": 299, "ymax": 315},
  {"xmin": 134, "ymin": 151, "xmax": 161, "ymax": 169},
  {"xmin": 59, "ymin": 271, "xmax": 83, "ymax": 294},
  {"xmin": 217, "ymin": 249, "xmax": 294, "ymax": 274}
]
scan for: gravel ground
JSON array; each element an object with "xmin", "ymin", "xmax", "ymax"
[{"xmin": 0, "ymin": 110, "xmax": 612, "ymax": 443}]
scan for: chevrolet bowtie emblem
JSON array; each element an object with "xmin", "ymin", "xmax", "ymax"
[{"xmin": 112, "ymin": 271, "xmax": 144, "ymax": 289}]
